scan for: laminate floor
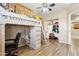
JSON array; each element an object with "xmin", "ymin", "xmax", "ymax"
[
  {"xmin": 18, "ymin": 39, "xmax": 79, "ymax": 56},
  {"xmin": 0, "ymin": 40, "xmax": 2, "ymax": 56}
]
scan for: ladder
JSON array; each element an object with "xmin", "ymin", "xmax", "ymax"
[
  {"xmin": 41, "ymin": 26, "xmax": 48, "ymax": 44},
  {"xmin": 41, "ymin": 18, "xmax": 49, "ymax": 45}
]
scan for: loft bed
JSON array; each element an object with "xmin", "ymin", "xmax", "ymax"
[{"xmin": 0, "ymin": 6, "xmax": 42, "ymax": 56}]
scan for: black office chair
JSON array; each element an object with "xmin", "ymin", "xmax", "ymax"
[{"xmin": 5, "ymin": 32, "xmax": 22, "ymax": 56}]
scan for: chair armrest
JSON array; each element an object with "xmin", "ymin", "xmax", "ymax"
[
  {"xmin": 5, "ymin": 43, "xmax": 16, "ymax": 47},
  {"xmin": 5, "ymin": 39, "xmax": 14, "ymax": 44},
  {"xmin": 5, "ymin": 39, "xmax": 14, "ymax": 41}
]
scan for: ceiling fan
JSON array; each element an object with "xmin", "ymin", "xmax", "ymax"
[{"xmin": 36, "ymin": 3, "xmax": 55, "ymax": 12}]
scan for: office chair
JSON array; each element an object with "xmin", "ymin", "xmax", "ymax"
[{"xmin": 5, "ymin": 32, "xmax": 22, "ymax": 56}]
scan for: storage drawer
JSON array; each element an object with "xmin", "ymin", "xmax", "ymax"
[
  {"xmin": 36, "ymin": 33, "xmax": 41, "ymax": 36},
  {"xmin": 36, "ymin": 29, "xmax": 41, "ymax": 31},
  {"xmin": 36, "ymin": 40, "xmax": 41, "ymax": 45},
  {"xmin": 36, "ymin": 32, "xmax": 41, "ymax": 35},
  {"xmin": 35, "ymin": 44, "xmax": 41, "ymax": 49},
  {"xmin": 36, "ymin": 38, "xmax": 41, "ymax": 41},
  {"xmin": 36, "ymin": 30, "xmax": 41, "ymax": 32},
  {"xmin": 36, "ymin": 36, "xmax": 41, "ymax": 39}
]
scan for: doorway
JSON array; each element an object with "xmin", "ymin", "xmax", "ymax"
[
  {"xmin": 68, "ymin": 11, "xmax": 79, "ymax": 55},
  {"xmin": 71, "ymin": 13, "xmax": 79, "ymax": 55}
]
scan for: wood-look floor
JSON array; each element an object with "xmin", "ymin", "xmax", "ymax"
[
  {"xmin": 0, "ymin": 40, "xmax": 2, "ymax": 56},
  {"xmin": 72, "ymin": 39, "xmax": 79, "ymax": 56},
  {"xmin": 18, "ymin": 39, "xmax": 79, "ymax": 56}
]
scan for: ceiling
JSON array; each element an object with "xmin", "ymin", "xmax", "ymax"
[{"xmin": 20, "ymin": 3, "xmax": 71, "ymax": 16}]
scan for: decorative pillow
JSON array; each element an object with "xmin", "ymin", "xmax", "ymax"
[{"xmin": 73, "ymin": 23, "xmax": 79, "ymax": 29}]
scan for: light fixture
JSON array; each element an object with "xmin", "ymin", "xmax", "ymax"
[
  {"xmin": 36, "ymin": 3, "xmax": 55, "ymax": 13},
  {"xmin": 42, "ymin": 7, "xmax": 49, "ymax": 13}
]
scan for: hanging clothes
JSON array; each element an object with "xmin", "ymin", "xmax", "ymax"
[
  {"xmin": 52, "ymin": 24, "xmax": 59, "ymax": 33},
  {"xmin": 52, "ymin": 25, "xmax": 56, "ymax": 32},
  {"xmin": 56, "ymin": 25, "xmax": 59, "ymax": 33}
]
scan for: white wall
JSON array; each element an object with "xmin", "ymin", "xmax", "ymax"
[
  {"xmin": 51, "ymin": 11, "xmax": 68, "ymax": 44},
  {"xmin": 44, "ymin": 21, "xmax": 53, "ymax": 39},
  {"xmin": 43, "ymin": 10, "xmax": 68, "ymax": 44},
  {"xmin": 43, "ymin": 4, "xmax": 79, "ymax": 45}
]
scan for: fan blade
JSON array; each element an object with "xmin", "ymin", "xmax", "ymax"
[
  {"xmin": 50, "ymin": 3, "xmax": 55, "ymax": 7},
  {"xmin": 43, "ymin": 3, "xmax": 47, "ymax": 7},
  {"xmin": 36, "ymin": 7, "xmax": 42, "ymax": 9},
  {"xmin": 49, "ymin": 8, "xmax": 52, "ymax": 11}
]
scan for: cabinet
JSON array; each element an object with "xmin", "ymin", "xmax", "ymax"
[{"xmin": 30, "ymin": 26, "xmax": 41, "ymax": 49}]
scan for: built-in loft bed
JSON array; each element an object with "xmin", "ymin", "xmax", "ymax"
[{"xmin": 0, "ymin": 6, "xmax": 42, "ymax": 56}]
